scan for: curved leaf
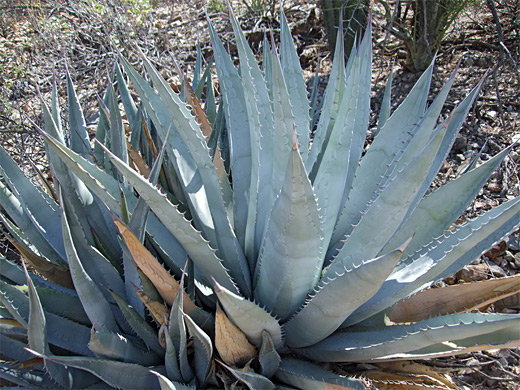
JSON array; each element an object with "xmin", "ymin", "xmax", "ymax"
[
  {"xmin": 298, "ymin": 313, "xmax": 520, "ymax": 362},
  {"xmin": 27, "ymin": 350, "xmax": 161, "ymax": 389},
  {"xmin": 214, "ymin": 280, "xmax": 283, "ymax": 350},
  {"xmin": 345, "ymin": 196, "xmax": 520, "ymax": 326},
  {"xmin": 254, "ymin": 138, "xmax": 323, "ymax": 320},
  {"xmin": 99, "ymin": 142, "xmax": 238, "ymax": 294},
  {"xmin": 61, "ymin": 198, "xmax": 119, "ymax": 333},
  {"xmin": 284, "ymin": 244, "xmax": 406, "ymax": 348},
  {"xmin": 275, "ymin": 357, "xmax": 365, "ymax": 389}
]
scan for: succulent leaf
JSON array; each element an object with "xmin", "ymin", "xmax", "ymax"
[
  {"xmin": 27, "ymin": 350, "xmax": 161, "ymax": 390},
  {"xmin": 346, "ymin": 196, "xmax": 520, "ymax": 326},
  {"xmin": 184, "ymin": 313, "xmax": 213, "ymax": 387},
  {"xmin": 384, "ymin": 142, "xmax": 515, "ymax": 256},
  {"xmin": 326, "ymin": 123, "xmax": 448, "ymax": 275},
  {"xmin": 331, "ymin": 61, "xmax": 434, "ymax": 248},
  {"xmin": 254, "ymin": 137, "xmax": 323, "ymax": 320},
  {"xmin": 258, "ymin": 330, "xmax": 281, "ymax": 378},
  {"xmin": 65, "ymin": 67, "xmax": 92, "ymax": 159},
  {"xmin": 284, "ymin": 244, "xmax": 407, "ymax": 348},
  {"xmin": 99, "ymin": 142, "xmax": 238, "ymax": 294},
  {"xmin": 219, "ymin": 360, "xmax": 275, "ymax": 390},
  {"xmin": 61, "ymin": 198, "xmax": 119, "ymax": 333},
  {"xmin": 151, "ymin": 370, "xmax": 196, "ymax": 390},
  {"xmin": 110, "ymin": 290, "xmax": 164, "ymax": 355},
  {"xmin": 214, "ymin": 280, "xmax": 283, "ymax": 349},
  {"xmin": 89, "ymin": 329, "xmax": 162, "ymax": 366},
  {"xmin": 306, "ymin": 21, "xmax": 346, "ymax": 175},
  {"xmin": 298, "ymin": 312, "xmax": 520, "ymax": 362},
  {"xmin": 0, "ymin": 145, "xmax": 65, "ymax": 259},
  {"xmin": 275, "ymin": 357, "xmax": 365, "ymax": 389},
  {"xmin": 206, "ymin": 17, "xmax": 252, "ymax": 258},
  {"xmin": 0, "ymin": 179, "xmax": 67, "ymax": 268},
  {"xmin": 280, "ymin": 10, "xmax": 311, "ymax": 159}
]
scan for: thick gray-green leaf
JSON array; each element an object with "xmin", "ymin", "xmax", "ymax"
[
  {"xmin": 41, "ymin": 99, "xmax": 121, "ymax": 262},
  {"xmin": 297, "ymin": 313, "xmax": 520, "ymax": 362},
  {"xmin": 25, "ymin": 263, "xmax": 99, "ymax": 388},
  {"xmin": 110, "ymin": 290, "xmax": 164, "ymax": 355},
  {"xmin": 89, "ymin": 329, "xmax": 161, "ymax": 366},
  {"xmin": 254, "ymin": 140, "xmax": 323, "ymax": 321},
  {"xmin": 151, "ymin": 370, "xmax": 196, "ymax": 390},
  {"xmin": 275, "ymin": 357, "xmax": 365, "ymax": 389},
  {"xmin": 284, "ymin": 244, "xmax": 406, "ymax": 348},
  {"xmin": 331, "ymin": 61, "xmax": 434, "ymax": 248},
  {"xmin": 0, "ymin": 278, "xmax": 92, "ymax": 356},
  {"xmin": 258, "ymin": 331, "xmax": 281, "ymax": 378},
  {"xmin": 184, "ymin": 312, "xmax": 212, "ymax": 387},
  {"xmin": 65, "ymin": 66, "xmax": 91, "ymax": 159},
  {"xmin": 228, "ymin": 8, "xmax": 275, "ymax": 262},
  {"xmin": 311, "ymin": 27, "xmax": 371, "ymax": 246},
  {"xmin": 206, "ymin": 17, "xmax": 252, "ymax": 258},
  {"xmin": 34, "ymin": 287, "xmax": 89, "ymax": 325},
  {"xmin": 375, "ymin": 59, "xmax": 394, "ymax": 135},
  {"xmin": 384, "ymin": 143, "xmax": 514, "ymax": 256},
  {"xmin": 61, "ymin": 198, "xmax": 119, "ymax": 333},
  {"xmin": 120, "ymin": 53, "xmax": 251, "ymax": 297},
  {"xmin": 168, "ymin": 279, "xmax": 194, "ymax": 384},
  {"xmin": 99, "ymin": 142, "xmax": 238, "ymax": 294},
  {"xmin": 325, "ymin": 122, "xmax": 447, "ymax": 276},
  {"xmin": 214, "ymin": 280, "xmax": 283, "ymax": 350},
  {"xmin": 345, "ymin": 196, "xmax": 520, "ymax": 327},
  {"xmin": 220, "ymin": 362, "xmax": 275, "ymax": 390},
  {"xmin": 280, "ymin": 10, "xmax": 311, "ymax": 159},
  {"xmin": 27, "ymin": 350, "xmax": 161, "ymax": 389},
  {"xmin": 0, "ymin": 180, "xmax": 66, "ymax": 266},
  {"xmin": 0, "ymin": 145, "xmax": 65, "ymax": 259},
  {"xmin": 36, "ymin": 129, "xmax": 123, "ymax": 213},
  {"xmin": 63, "ymin": 187, "xmax": 125, "ymax": 293},
  {"xmin": 306, "ymin": 23, "xmax": 346, "ymax": 175}
]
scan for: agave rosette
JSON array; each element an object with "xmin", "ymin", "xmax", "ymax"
[{"xmin": 0, "ymin": 6, "xmax": 519, "ymax": 390}]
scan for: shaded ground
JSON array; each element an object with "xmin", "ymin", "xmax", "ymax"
[{"xmin": 0, "ymin": 0, "xmax": 519, "ymax": 388}]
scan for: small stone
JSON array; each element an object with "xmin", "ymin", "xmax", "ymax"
[
  {"xmin": 487, "ymin": 182, "xmax": 502, "ymax": 193},
  {"xmin": 452, "ymin": 134, "xmax": 468, "ymax": 152},
  {"xmin": 514, "ymin": 252, "xmax": 520, "ymax": 267},
  {"xmin": 489, "ymin": 256, "xmax": 503, "ymax": 266},
  {"xmin": 462, "ymin": 56, "xmax": 474, "ymax": 67},
  {"xmin": 484, "ymin": 241, "xmax": 507, "ymax": 260},
  {"xmin": 486, "ymin": 261, "xmax": 507, "ymax": 278},
  {"xmin": 444, "ymin": 274, "xmax": 456, "ymax": 285},
  {"xmin": 456, "ymin": 264, "xmax": 489, "ymax": 282},
  {"xmin": 477, "ymin": 57, "xmax": 489, "ymax": 67},
  {"xmin": 487, "ymin": 110, "xmax": 498, "ymax": 119},
  {"xmin": 455, "ymin": 154, "xmax": 465, "ymax": 163}
]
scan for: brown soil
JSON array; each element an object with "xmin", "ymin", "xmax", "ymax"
[{"xmin": 0, "ymin": 0, "xmax": 519, "ymax": 389}]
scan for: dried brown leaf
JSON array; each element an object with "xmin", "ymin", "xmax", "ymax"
[
  {"xmin": 388, "ymin": 275, "xmax": 520, "ymax": 324},
  {"xmin": 8, "ymin": 238, "xmax": 74, "ymax": 289},
  {"xmin": 126, "ymin": 140, "xmax": 151, "ymax": 178},
  {"xmin": 114, "ymin": 219, "xmax": 198, "ymax": 313},
  {"xmin": 134, "ymin": 286, "xmax": 168, "ymax": 325},
  {"xmin": 215, "ymin": 303, "xmax": 257, "ymax": 367},
  {"xmin": 376, "ymin": 361, "xmax": 458, "ymax": 389}
]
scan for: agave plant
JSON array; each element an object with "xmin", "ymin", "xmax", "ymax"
[{"xmin": 0, "ymin": 5, "xmax": 519, "ymax": 389}]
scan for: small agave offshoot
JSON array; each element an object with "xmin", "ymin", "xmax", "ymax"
[{"xmin": 0, "ymin": 5, "xmax": 519, "ymax": 390}]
